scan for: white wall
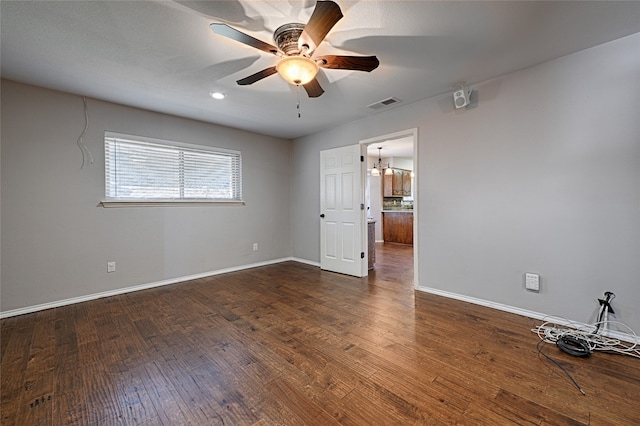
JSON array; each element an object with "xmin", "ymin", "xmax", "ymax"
[
  {"xmin": 291, "ymin": 34, "xmax": 640, "ymax": 332},
  {"xmin": 368, "ymin": 174, "xmax": 383, "ymax": 241},
  {"xmin": 1, "ymin": 80, "xmax": 292, "ymax": 313},
  {"xmin": 390, "ymin": 157, "xmax": 413, "ymax": 171}
]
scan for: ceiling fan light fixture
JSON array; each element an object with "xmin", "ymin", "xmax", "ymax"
[{"xmin": 276, "ymin": 56, "xmax": 319, "ymax": 86}]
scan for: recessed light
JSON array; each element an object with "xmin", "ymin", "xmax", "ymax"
[{"xmin": 209, "ymin": 92, "xmax": 225, "ymax": 100}]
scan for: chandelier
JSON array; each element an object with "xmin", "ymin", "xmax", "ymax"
[{"xmin": 371, "ymin": 147, "xmax": 392, "ymax": 176}]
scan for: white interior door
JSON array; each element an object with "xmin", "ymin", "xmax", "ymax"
[{"xmin": 320, "ymin": 144, "xmax": 367, "ymax": 277}]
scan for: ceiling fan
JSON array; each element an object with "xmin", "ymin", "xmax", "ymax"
[{"xmin": 210, "ymin": 0, "xmax": 379, "ymax": 98}]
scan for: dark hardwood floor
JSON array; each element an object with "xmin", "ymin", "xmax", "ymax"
[{"xmin": 2, "ymin": 243, "xmax": 639, "ymax": 425}]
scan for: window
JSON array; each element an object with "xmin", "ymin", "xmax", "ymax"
[{"xmin": 104, "ymin": 132, "xmax": 242, "ymax": 205}]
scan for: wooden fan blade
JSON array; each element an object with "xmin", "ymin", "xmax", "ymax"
[
  {"xmin": 210, "ymin": 23, "xmax": 279, "ymax": 55},
  {"xmin": 303, "ymin": 78, "xmax": 324, "ymax": 98},
  {"xmin": 298, "ymin": 1, "xmax": 343, "ymax": 54},
  {"xmin": 316, "ymin": 55, "xmax": 380, "ymax": 72},
  {"xmin": 236, "ymin": 66, "xmax": 278, "ymax": 85}
]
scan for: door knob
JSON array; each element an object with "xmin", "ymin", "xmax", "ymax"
[{"xmin": 320, "ymin": 214, "xmax": 325, "ymax": 218}]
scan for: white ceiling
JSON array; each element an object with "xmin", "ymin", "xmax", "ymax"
[{"xmin": 2, "ymin": 1, "xmax": 640, "ymax": 141}]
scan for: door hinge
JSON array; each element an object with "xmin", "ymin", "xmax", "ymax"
[
  {"xmin": 361, "ymin": 252, "xmax": 365, "ymax": 259},
  {"xmin": 360, "ymin": 203, "xmax": 365, "ymax": 210},
  {"xmin": 360, "ymin": 155, "xmax": 364, "ymax": 162}
]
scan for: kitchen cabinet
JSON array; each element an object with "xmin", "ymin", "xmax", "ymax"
[
  {"xmin": 383, "ymin": 168, "xmax": 412, "ymax": 197},
  {"xmin": 402, "ymin": 171, "xmax": 412, "ymax": 196},
  {"xmin": 382, "ymin": 212, "xmax": 413, "ymax": 245}
]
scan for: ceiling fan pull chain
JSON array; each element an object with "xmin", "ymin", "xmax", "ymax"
[{"xmin": 296, "ymin": 85, "xmax": 302, "ymax": 118}]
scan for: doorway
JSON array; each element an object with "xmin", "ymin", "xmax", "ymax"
[{"xmin": 361, "ymin": 129, "xmax": 418, "ymax": 289}]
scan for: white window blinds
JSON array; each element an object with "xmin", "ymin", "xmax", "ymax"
[{"xmin": 105, "ymin": 132, "xmax": 242, "ymax": 201}]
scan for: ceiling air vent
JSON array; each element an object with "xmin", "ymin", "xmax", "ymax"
[{"xmin": 367, "ymin": 97, "xmax": 401, "ymax": 110}]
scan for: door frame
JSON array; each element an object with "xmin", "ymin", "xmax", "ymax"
[{"xmin": 360, "ymin": 128, "xmax": 419, "ymax": 289}]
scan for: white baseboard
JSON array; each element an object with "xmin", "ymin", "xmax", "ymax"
[
  {"xmin": 5, "ymin": 265, "xmax": 634, "ymax": 345},
  {"xmin": 418, "ymin": 286, "xmax": 545, "ymax": 319},
  {"xmin": 0, "ymin": 257, "xmax": 295, "ymax": 319},
  {"xmin": 290, "ymin": 257, "xmax": 320, "ymax": 267},
  {"xmin": 417, "ymin": 286, "xmax": 638, "ymax": 344}
]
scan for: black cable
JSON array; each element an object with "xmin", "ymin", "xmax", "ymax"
[
  {"xmin": 594, "ymin": 291, "xmax": 615, "ymax": 335},
  {"xmin": 536, "ymin": 339, "xmax": 586, "ymax": 395},
  {"xmin": 556, "ymin": 335, "xmax": 592, "ymax": 358}
]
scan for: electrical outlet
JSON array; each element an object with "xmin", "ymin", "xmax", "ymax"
[
  {"xmin": 253, "ymin": 243, "xmax": 258, "ymax": 251},
  {"xmin": 525, "ymin": 273, "xmax": 540, "ymax": 292},
  {"xmin": 107, "ymin": 262, "xmax": 116, "ymax": 273}
]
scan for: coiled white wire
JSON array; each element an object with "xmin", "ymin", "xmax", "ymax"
[{"xmin": 532, "ymin": 316, "xmax": 640, "ymax": 359}]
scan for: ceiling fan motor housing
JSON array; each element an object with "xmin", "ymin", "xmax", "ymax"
[{"xmin": 274, "ymin": 23, "xmax": 306, "ymax": 56}]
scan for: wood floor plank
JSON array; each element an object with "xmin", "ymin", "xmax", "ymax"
[
  {"xmin": 1, "ymin": 318, "xmax": 36, "ymax": 424},
  {"xmin": 108, "ymin": 363, "xmax": 162, "ymax": 425},
  {"xmin": 187, "ymin": 361, "xmax": 261, "ymax": 425},
  {"xmin": 2, "ymin": 243, "xmax": 639, "ymax": 424},
  {"xmin": 0, "ymin": 317, "xmax": 18, "ymax": 362},
  {"xmin": 81, "ymin": 359, "xmax": 127, "ymax": 425},
  {"xmin": 490, "ymin": 388, "xmax": 586, "ymax": 425},
  {"xmin": 52, "ymin": 306, "xmax": 87, "ymax": 424},
  {"xmin": 149, "ymin": 355, "xmax": 222, "ymax": 425},
  {"xmin": 139, "ymin": 360, "xmax": 204, "ymax": 425},
  {"xmin": 342, "ymin": 380, "xmax": 428, "ymax": 425},
  {"xmin": 461, "ymin": 400, "xmax": 536, "ymax": 425},
  {"xmin": 266, "ymin": 377, "xmax": 339, "ymax": 425},
  {"xmin": 16, "ymin": 309, "xmax": 57, "ymax": 426}
]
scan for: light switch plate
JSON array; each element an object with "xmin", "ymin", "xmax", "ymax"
[{"xmin": 525, "ymin": 273, "xmax": 540, "ymax": 291}]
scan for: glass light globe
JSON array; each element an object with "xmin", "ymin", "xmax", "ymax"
[{"xmin": 276, "ymin": 56, "xmax": 319, "ymax": 85}]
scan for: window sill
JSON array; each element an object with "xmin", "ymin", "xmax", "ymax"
[{"xmin": 100, "ymin": 199, "xmax": 245, "ymax": 208}]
